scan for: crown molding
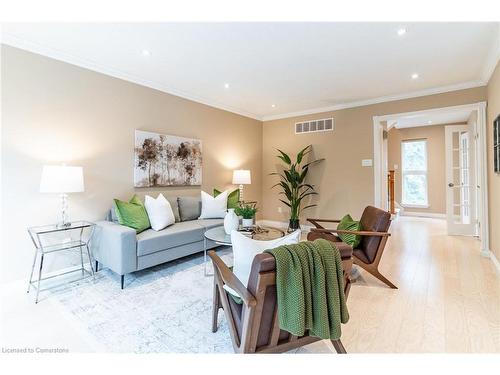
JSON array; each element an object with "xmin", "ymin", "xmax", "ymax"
[
  {"xmin": 1, "ymin": 31, "xmax": 494, "ymax": 124},
  {"xmin": 0, "ymin": 32, "xmax": 263, "ymax": 121},
  {"xmin": 261, "ymin": 80, "xmax": 486, "ymax": 121},
  {"xmin": 481, "ymin": 23, "xmax": 500, "ymax": 84}
]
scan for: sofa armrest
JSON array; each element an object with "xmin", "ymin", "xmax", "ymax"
[{"xmin": 92, "ymin": 221, "xmax": 137, "ymax": 275}]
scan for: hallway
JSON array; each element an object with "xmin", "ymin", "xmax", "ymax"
[{"xmin": 342, "ymin": 216, "xmax": 500, "ymax": 352}]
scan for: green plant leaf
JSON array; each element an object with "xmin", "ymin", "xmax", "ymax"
[
  {"xmin": 279, "ymin": 199, "xmax": 292, "ymax": 208},
  {"xmin": 301, "ymin": 158, "xmax": 325, "ymax": 171},
  {"xmin": 276, "ymin": 149, "xmax": 291, "ymax": 165},
  {"xmin": 296, "ymin": 145, "xmax": 311, "ymax": 164}
]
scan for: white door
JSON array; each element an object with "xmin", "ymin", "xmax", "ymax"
[{"xmin": 445, "ymin": 125, "xmax": 476, "ymax": 235}]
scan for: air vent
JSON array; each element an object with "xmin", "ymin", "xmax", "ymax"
[{"xmin": 295, "ymin": 118, "xmax": 334, "ymax": 134}]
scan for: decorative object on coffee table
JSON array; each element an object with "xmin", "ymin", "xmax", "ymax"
[
  {"xmin": 232, "ymin": 169, "xmax": 251, "ymax": 201},
  {"xmin": 39, "ymin": 165, "xmax": 85, "ymax": 228},
  {"xmin": 271, "ymin": 144, "xmax": 324, "ymax": 232},
  {"xmin": 235, "ymin": 202, "xmax": 258, "ymax": 227},
  {"xmin": 223, "ymin": 208, "xmax": 239, "ymax": 235}
]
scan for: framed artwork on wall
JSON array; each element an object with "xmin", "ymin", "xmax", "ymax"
[
  {"xmin": 134, "ymin": 130, "xmax": 202, "ymax": 187},
  {"xmin": 495, "ymin": 115, "xmax": 500, "ymax": 174}
]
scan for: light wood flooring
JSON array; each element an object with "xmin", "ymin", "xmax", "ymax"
[
  {"xmin": 340, "ymin": 216, "xmax": 500, "ymax": 353},
  {"xmin": 1, "ymin": 216, "xmax": 498, "ymax": 353}
]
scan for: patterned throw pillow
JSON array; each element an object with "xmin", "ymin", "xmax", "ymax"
[
  {"xmin": 337, "ymin": 214, "xmax": 362, "ymax": 248},
  {"xmin": 213, "ymin": 188, "xmax": 240, "ymax": 209},
  {"xmin": 114, "ymin": 195, "xmax": 151, "ymax": 233}
]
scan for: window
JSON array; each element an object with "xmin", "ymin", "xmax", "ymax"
[{"xmin": 401, "ymin": 139, "xmax": 428, "ymax": 207}]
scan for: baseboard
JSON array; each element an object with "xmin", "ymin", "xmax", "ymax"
[
  {"xmin": 257, "ymin": 219, "xmax": 313, "ymax": 233},
  {"xmin": 487, "ymin": 250, "xmax": 500, "ymax": 275},
  {"xmin": 401, "ymin": 211, "xmax": 446, "ymax": 219}
]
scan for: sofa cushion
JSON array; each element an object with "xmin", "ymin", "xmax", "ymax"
[
  {"xmin": 166, "ymin": 196, "xmax": 181, "ymax": 222},
  {"xmin": 136, "ymin": 221, "xmax": 205, "ymax": 256},
  {"xmin": 177, "ymin": 197, "xmax": 202, "ymax": 221},
  {"xmin": 195, "ymin": 218, "xmax": 224, "ymax": 230}
]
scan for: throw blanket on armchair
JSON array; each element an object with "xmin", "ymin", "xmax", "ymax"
[{"xmin": 264, "ymin": 239, "xmax": 349, "ymax": 340}]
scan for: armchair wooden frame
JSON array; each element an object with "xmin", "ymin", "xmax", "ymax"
[
  {"xmin": 307, "ymin": 218, "xmax": 396, "ymax": 289},
  {"xmin": 209, "ymin": 250, "xmax": 352, "ymax": 354}
]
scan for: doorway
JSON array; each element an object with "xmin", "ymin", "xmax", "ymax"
[{"xmin": 373, "ymin": 102, "xmax": 489, "ymax": 255}]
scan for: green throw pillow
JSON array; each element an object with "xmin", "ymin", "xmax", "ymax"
[
  {"xmin": 213, "ymin": 188, "xmax": 240, "ymax": 209},
  {"xmin": 114, "ymin": 194, "xmax": 151, "ymax": 233},
  {"xmin": 337, "ymin": 214, "xmax": 362, "ymax": 248}
]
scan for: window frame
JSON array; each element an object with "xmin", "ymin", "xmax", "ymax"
[{"xmin": 401, "ymin": 139, "xmax": 429, "ymax": 208}]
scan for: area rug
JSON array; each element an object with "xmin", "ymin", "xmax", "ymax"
[{"xmin": 49, "ymin": 248, "xmax": 235, "ymax": 353}]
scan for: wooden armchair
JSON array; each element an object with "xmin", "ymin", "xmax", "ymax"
[
  {"xmin": 307, "ymin": 205, "xmax": 396, "ymax": 289},
  {"xmin": 208, "ymin": 243, "xmax": 353, "ymax": 354}
]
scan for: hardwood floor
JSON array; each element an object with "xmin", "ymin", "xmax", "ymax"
[
  {"xmin": 340, "ymin": 216, "xmax": 500, "ymax": 353},
  {"xmin": 1, "ymin": 216, "xmax": 498, "ymax": 353}
]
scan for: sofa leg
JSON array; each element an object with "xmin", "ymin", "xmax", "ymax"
[
  {"xmin": 95, "ymin": 260, "xmax": 99, "ymax": 272},
  {"xmin": 121, "ymin": 275, "xmax": 124, "ymax": 289}
]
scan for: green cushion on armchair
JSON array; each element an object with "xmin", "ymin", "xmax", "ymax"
[
  {"xmin": 114, "ymin": 194, "xmax": 151, "ymax": 233},
  {"xmin": 214, "ymin": 188, "xmax": 240, "ymax": 209},
  {"xmin": 337, "ymin": 214, "xmax": 362, "ymax": 248}
]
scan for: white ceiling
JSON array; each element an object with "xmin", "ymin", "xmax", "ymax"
[
  {"xmin": 390, "ymin": 109, "xmax": 472, "ymax": 129},
  {"xmin": 1, "ymin": 22, "xmax": 499, "ymax": 120}
]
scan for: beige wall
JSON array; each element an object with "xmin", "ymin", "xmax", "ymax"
[
  {"xmin": 0, "ymin": 46, "xmax": 263, "ymax": 283},
  {"xmin": 387, "ymin": 124, "xmax": 449, "ymax": 215},
  {"xmin": 487, "ymin": 61, "xmax": 500, "ymax": 260},
  {"xmin": 262, "ymin": 87, "xmax": 487, "ymax": 223}
]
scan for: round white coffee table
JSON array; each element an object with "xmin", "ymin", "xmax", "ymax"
[{"xmin": 203, "ymin": 226, "xmax": 285, "ymax": 276}]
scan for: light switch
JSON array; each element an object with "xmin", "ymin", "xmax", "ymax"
[{"xmin": 361, "ymin": 159, "xmax": 373, "ymax": 167}]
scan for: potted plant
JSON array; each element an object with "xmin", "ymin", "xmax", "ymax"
[
  {"xmin": 235, "ymin": 203, "xmax": 258, "ymax": 227},
  {"xmin": 271, "ymin": 145, "xmax": 324, "ymax": 232}
]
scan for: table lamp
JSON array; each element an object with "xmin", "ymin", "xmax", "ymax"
[
  {"xmin": 232, "ymin": 169, "xmax": 251, "ymax": 202},
  {"xmin": 40, "ymin": 165, "xmax": 84, "ymax": 228}
]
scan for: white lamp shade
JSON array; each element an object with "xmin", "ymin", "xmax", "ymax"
[
  {"xmin": 232, "ymin": 169, "xmax": 251, "ymax": 185},
  {"xmin": 40, "ymin": 165, "xmax": 84, "ymax": 193}
]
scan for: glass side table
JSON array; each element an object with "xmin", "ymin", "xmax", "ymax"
[{"xmin": 27, "ymin": 221, "xmax": 96, "ymax": 303}]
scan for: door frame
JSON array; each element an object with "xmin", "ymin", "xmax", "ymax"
[{"xmin": 372, "ymin": 102, "xmax": 489, "ymax": 256}]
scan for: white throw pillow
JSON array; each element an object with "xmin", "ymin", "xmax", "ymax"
[
  {"xmin": 224, "ymin": 229, "xmax": 301, "ymax": 298},
  {"xmin": 199, "ymin": 190, "xmax": 228, "ymax": 219},
  {"xmin": 144, "ymin": 194, "xmax": 175, "ymax": 231}
]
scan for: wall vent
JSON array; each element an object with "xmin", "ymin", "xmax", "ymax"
[{"xmin": 295, "ymin": 118, "xmax": 334, "ymax": 134}]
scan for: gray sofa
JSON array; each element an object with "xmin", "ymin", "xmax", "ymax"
[{"xmin": 93, "ymin": 196, "xmax": 222, "ymax": 288}]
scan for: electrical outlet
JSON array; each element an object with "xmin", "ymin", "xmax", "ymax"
[{"xmin": 278, "ymin": 206, "xmax": 283, "ymax": 213}]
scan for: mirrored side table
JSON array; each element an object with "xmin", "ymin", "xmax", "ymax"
[{"xmin": 27, "ymin": 221, "xmax": 96, "ymax": 303}]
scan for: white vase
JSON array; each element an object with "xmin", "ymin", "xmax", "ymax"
[
  {"xmin": 224, "ymin": 208, "xmax": 239, "ymax": 234},
  {"xmin": 242, "ymin": 218, "xmax": 254, "ymax": 227}
]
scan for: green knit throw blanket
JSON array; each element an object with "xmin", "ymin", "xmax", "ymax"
[{"xmin": 264, "ymin": 239, "xmax": 349, "ymax": 340}]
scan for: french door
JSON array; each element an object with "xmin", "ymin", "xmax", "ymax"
[{"xmin": 445, "ymin": 125, "xmax": 476, "ymax": 236}]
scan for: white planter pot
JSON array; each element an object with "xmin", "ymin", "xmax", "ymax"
[
  {"xmin": 242, "ymin": 218, "xmax": 254, "ymax": 227},
  {"xmin": 224, "ymin": 209, "xmax": 239, "ymax": 234}
]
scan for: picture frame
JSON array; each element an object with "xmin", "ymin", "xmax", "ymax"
[{"xmin": 495, "ymin": 115, "xmax": 500, "ymax": 174}]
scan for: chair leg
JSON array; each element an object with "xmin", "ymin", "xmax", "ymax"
[
  {"xmin": 360, "ymin": 263, "xmax": 397, "ymax": 289},
  {"xmin": 121, "ymin": 275, "xmax": 124, "ymax": 289},
  {"xmin": 331, "ymin": 339, "xmax": 347, "ymax": 354},
  {"xmin": 212, "ymin": 282, "xmax": 220, "ymax": 333}
]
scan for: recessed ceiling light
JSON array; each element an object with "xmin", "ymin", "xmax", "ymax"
[
  {"xmin": 224, "ymin": 83, "xmax": 230, "ymax": 89},
  {"xmin": 271, "ymin": 104, "xmax": 276, "ymax": 108},
  {"xmin": 411, "ymin": 73, "xmax": 419, "ymax": 80},
  {"xmin": 141, "ymin": 49, "xmax": 151, "ymax": 57},
  {"xmin": 397, "ymin": 28, "xmax": 407, "ymax": 36}
]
